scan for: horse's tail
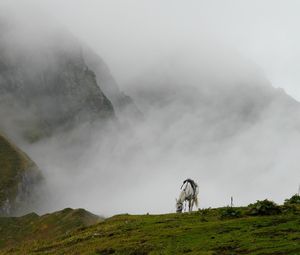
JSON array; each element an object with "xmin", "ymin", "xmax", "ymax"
[{"xmin": 194, "ymin": 196, "xmax": 199, "ymax": 208}]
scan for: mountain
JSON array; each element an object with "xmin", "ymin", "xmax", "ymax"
[
  {"xmin": 126, "ymin": 53, "xmax": 300, "ymax": 151},
  {"xmin": 83, "ymin": 46, "xmax": 142, "ymax": 120},
  {"xmin": 0, "ymin": 13, "xmax": 143, "ymax": 217},
  {"xmin": 0, "ymin": 18, "xmax": 123, "ymax": 142},
  {"xmin": 0, "ymin": 133, "xmax": 41, "ymax": 216}
]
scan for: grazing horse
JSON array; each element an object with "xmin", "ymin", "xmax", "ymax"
[{"xmin": 176, "ymin": 181, "xmax": 199, "ymax": 213}]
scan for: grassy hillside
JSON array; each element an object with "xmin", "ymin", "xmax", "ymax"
[
  {"xmin": 0, "ymin": 208, "xmax": 102, "ymax": 252},
  {"xmin": 0, "ymin": 133, "xmax": 41, "ymax": 214},
  {"xmin": 1, "ymin": 203, "xmax": 300, "ymax": 254}
]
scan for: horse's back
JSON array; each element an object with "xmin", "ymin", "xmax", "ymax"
[{"xmin": 185, "ymin": 182, "xmax": 197, "ymax": 197}]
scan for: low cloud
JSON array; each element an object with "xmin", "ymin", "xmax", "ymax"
[{"xmin": 1, "ymin": 1, "xmax": 300, "ymax": 217}]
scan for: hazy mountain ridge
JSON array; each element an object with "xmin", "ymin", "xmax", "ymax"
[
  {"xmin": 83, "ymin": 46, "xmax": 142, "ymax": 121},
  {"xmin": 0, "ymin": 31, "xmax": 115, "ymax": 142},
  {"xmin": 127, "ymin": 62, "xmax": 300, "ymax": 146},
  {"xmin": 0, "ymin": 15, "xmax": 131, "ymax": 215}
]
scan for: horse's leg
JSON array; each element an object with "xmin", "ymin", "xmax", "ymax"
[{"xmin": 189, "ymin": 200, "xmax": 192, "ymax": 212}]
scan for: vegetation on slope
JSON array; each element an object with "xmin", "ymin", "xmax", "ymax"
[
  {"xmin": 0, "ymin": 208, "xmax": 102, "ymax": 252},
  {"xmin": 0, "ymin": 133, "xmax": 41, "ymax": 215},
  {"xmin": 1, "ymin": 199, "xmax": 300, "ymax": 254}
]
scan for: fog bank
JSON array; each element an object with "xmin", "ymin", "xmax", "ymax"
[{"xmin": 1, "ymin": 1, "xmax": 300, "ymax": 216}]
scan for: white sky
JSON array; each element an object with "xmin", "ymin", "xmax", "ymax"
[{"xmin": 4, "ymin": 0, "xmax": 300, "ymax": 100}]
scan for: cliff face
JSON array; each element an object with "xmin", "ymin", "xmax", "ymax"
[
  {"xmin": 0, "ymin": 19, "xmax": 115, "ymax": 142},
  {"xmin": 83, "ymin": 46, "xmax": 142, "ymax": 120},
  {"xmin": 0, "ymin": 133, "xmax": 41, "ymax": 216}
]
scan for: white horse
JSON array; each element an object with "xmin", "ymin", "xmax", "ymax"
[{"xmin": 176, "ymin": 182, "xmax": 199, "ymax": 213}]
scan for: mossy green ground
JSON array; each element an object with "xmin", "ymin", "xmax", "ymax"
[{"xmin": 1, "ymin": 206, "xmax": 300, "ymax": 254}]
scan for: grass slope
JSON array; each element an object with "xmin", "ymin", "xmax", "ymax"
[
  {"xmin": 0, "ymin": 208, "xmax": 102, "ymax": 253},
  {"xmin": 0, "ymin": 133, "xmax": 40, "ymax": 213},
  {"xmin": 1, "ymin": 206, "xmax": 300, "ymax": 254}
]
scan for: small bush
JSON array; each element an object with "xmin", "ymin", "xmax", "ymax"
[
  {"xmin": 284, "ymin": 194, "xmax": 300, "ymax": 205},
  {"xmin": 281, "ymin": 203, "xmax": 299, "ymax": 214},
  {"xmin": 247, "ymin": 199, "xmax": 281, "ymax": 216},
  {"xmin": 199, "ymin": 208, "xmax": 212, "ymax": 216},
  {"xmin": 220, "ymin": 207, "xmax": 241, "ymax": 219}
]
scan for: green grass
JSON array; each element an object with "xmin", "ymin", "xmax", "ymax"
[
  {"xmin": 0, "ymin": 133, "xmax": 40, "ymax": 211},
  {"xmin": 1, "ymin": 206, "xmax": 300, "ymax": 254}
]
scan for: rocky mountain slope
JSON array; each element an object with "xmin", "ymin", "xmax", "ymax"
[
  {"xmin": 83, "ymin": 46, "xmax": 141, "ymax": 120},
  {"xmin": 0, "ymin": 133, "xmax": 41, "ymax": 216},
  {"xmin": 0, "ymin": 14, "xmax": 141, "ymax": 216},
  {"xmin": 0, "ymin": 17, "xmax": 123, "ymax": 142}
]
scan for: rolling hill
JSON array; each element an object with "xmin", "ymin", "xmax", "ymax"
[{"xmin": 0, "ymin": 207, "xmax": 102, "ymax": 252}]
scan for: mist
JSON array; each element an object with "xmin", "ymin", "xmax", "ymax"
[{"xmin": 1, "ymin": 1, "xmax": 300, "ymax": 216}]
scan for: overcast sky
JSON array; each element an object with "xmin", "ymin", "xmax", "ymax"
[
  {"xmin": 2, "ymin": 0, "xmax": 300, "ymax": 215},
  {"xmin": 14, "ymin": 0, "xmax": 300, "ymax": 101}
]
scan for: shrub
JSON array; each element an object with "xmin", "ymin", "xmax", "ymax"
[
  {"xmin": 199, "ymin": 207, "xmax": 212, "ymax": 216},
  {"xmin": 247, "ymin": 199, "xmax": 281, "ymax": 216},
  {"xmin": 220, "ymin": 207, "xmax": 241, "ymax": 219},
  {"xmin": 284, "ymin": 194, "xmax": 300, "ymax": 205},
  {"xmin": 281, "ymin": 203, "xmax": 299, "ymax": 214}
]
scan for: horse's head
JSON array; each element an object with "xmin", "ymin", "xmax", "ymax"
[{"xmin": 176, "ymin": 199, "xmax": 183, "ymax": 213}]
